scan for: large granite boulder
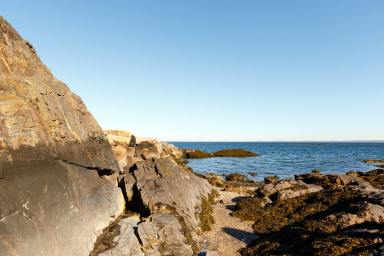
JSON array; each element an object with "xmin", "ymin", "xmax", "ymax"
[{"xmin": 0, "ymin": 17, "xmax": 124, "ymax": 256}]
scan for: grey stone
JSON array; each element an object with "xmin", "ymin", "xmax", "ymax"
[{"xmin": 0, "ymin": 17, "xmax": 124, "ymax": 256}]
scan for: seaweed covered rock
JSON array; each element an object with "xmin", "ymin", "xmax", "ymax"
[
  {"xmin": 183, "ymin": 149, "xmax": 213, "ymax": 159},
  {"xmin": 182, "ymin": 148, "xmax": 258, "ymax": 159},
  {"xmin": 352, "ymin": 169, "xmax": 384, "ymax": 189},
  {"xmin": 233, "ymin": 169, "xmax": 384, "ymax": 256},
  {"xmin": 213, "ymin": 148, "xmax": 257, "ymax": 157},
  {"xmin": 256, "ymin": 179, "xmax": 323, "ymax": 201},
  {"xmin": 0, "ymin": 17, "xmax": 124, "ymax": 256}
]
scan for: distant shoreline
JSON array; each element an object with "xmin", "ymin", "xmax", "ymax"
[{"xmin": 169, "ymin": 140, "xmax": 384, "ymax": 143}]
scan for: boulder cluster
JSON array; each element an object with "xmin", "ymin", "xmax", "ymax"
[
  {"xmin": 233, "ymin": 170, "xmax": 384, "ymax": 255},
  {"xmin": 99, "ymin": 131, "xmax": 214, "ymax": 256}
]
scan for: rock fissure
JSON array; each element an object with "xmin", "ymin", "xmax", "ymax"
[
  {"xmin": 54, "ymin": 158, "xmax": 115, "ymax": 176},
  {"xmin": 127, "ymin": 180, "xmax": 151, "ymax": 218},
  {"xmin": 133, "ymin": 226, "xmax": 144, "ymax": 246}
]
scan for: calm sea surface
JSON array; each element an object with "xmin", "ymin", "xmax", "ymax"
[{"xmin": 171, "ymin": 142, "xmax": 384, "ymax": 180}]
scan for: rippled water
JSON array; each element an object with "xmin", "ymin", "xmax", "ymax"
[{"xmin": 171, "ymin": 142, "xmax": 384, "ymax": 180}]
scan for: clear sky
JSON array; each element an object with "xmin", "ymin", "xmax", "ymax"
[{"xmin": 2, "ymin": 1, "xmax": 383, "ymax": 141}]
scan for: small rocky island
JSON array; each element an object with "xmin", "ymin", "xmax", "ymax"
[
  {"xmin": 183, "ymin": 148, "xmax": 258, "ymax": 159},
  {"xmin": 0, "ymin": 17, "xmax": 383, "ymax": 256}
]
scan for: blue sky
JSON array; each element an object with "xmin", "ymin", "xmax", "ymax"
[{"xmin": 2, "ymin": 1, "xmax": 384, "ymax": 141}]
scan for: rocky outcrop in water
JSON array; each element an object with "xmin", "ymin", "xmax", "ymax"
[
  {"xmin": 0, "ymin": 17, "xmax": 125, "ymax": 256},
  {"xmin": 233, "ymin": 169, "xmax": 384, "ymax": 255},
  {"xmin": 183, "ymin": 148, "xmax": 257, "ymax": 159}
]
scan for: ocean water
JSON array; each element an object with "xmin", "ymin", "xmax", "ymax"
[{"xmin": 171, "ymin": 142, "xmax": 384, "ymax": 180}]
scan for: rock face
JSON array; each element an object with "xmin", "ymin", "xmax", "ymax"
[
  {"xmin": 233, "ymin": 169, "xmax": 384, "ymax": 256},
  {"xmin": 0, "ymin": 17, "xmax": 125, "ymax": 256},
  {"xmin": 99, "ymin": 130, "xmax": 214, "ymax": 255}
]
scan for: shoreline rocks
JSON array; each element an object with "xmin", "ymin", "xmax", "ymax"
[
  {"xmin": 362, "ymin": 159, "xmax": 384, "ymax": 164},
  {"xmin": 232, "ymin": 169, "xmax": 384, "ymax": 256}
]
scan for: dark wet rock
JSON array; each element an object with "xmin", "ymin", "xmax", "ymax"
[
  {"xmin": 225, "ymin": 173, "xmax": 247, "ymax": 182},
  {"xmin": 0, "ymin": 17, "xmax": 124, "ymax": 256},
  {"xmin": 213, "ymin": 148, "xmax": 257, "ymax": 158},
  {"xmin": 248, "ymin": 172, "xmax": 257, "ymax": 177},
  {"xmin": 233, "ymin": 170, "xmax": 384, "ymax": 256}
]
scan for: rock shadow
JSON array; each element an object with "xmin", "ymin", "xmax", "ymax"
[{"xmin": 222, "ymin": 227, "xmax": 257, "ymax": 245}]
